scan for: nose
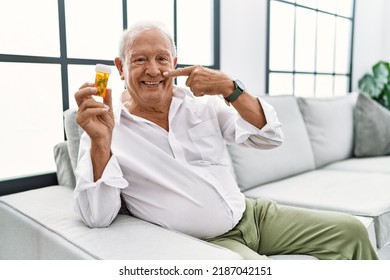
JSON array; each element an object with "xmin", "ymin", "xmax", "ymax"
[{"xmin": 145, "ymin": 60, "xmax": 160, "ymax": 76}]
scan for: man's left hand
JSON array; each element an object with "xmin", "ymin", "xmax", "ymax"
[{"xmin": 163, "ymin": 65, "xmax": 234, "ymax": 98}]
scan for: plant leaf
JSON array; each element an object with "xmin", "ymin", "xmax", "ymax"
[
  {"xmin": 358, "ymin": 60, "xmax": 390, "ymax": 109},
  {"xmin": 383, "ymin": 84, "xmax": 390, "ymax": 110},
  {"xmin": 358, "ymin": 74, "xmax": 382, "ymax": 98},
  {"xmin": 373, "ymin": 61, "xmax": 390, "ymax": 85}
]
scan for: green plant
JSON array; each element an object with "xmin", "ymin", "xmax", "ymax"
[{"xmin": 358, "ymin": 60, "xmax": 390, "ymax": 110}]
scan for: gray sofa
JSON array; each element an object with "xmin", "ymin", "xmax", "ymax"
[{"xmin": 1, "ymin": 92, "xmax": 389, "ymax": 260}]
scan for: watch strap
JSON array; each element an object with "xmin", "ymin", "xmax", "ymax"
[
  {"xmin": 225, "ymin": 80, "xmax": 244, "ymax": 103},
  {"xmin": 225, "ymin": 88, "xmax": 243, "ymax": 103}
]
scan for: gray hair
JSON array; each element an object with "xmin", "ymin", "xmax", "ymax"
[{"xmin": 118, "ymin": 21, "xmax": 177, "ymax": 61}]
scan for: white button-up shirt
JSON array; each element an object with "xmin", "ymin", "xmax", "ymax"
[{"xmin": 74, "ymin": 86, "xmax": 283, "ymax": 239}]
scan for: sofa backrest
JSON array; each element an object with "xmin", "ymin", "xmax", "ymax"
[
  {"xmin": 297, "ymin": 94, "xmax": 357, "ymax": 168},
  {"xmin": 53, "ymin": 141, "xmax": 76, "ymax": 188},
  {"xmin": 227, "ymin": 95, "xmax": 316, "ymax": 192},
  {"xmin": 52, "ymin": 108, "xmax": 81, "ymax": 188}
]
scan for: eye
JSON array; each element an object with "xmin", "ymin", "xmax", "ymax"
[
  {"xmin": 132, "ymin": 56, "xmax": 147, "ymax": 65},
  {"xmin": 157, "ymin": 56, "xmax": 169, "ymax": 64}
]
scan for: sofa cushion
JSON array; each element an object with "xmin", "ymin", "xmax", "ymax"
[
  {"xmin": 297, "ymin": 94, "xmax": 357, "ymax": 168},
  {"xmin": 323, "ymin": 156, "xmax": 390, "ymax": 174},
  {"xmin": 228, "ymin": 95, "xmax": 315, "ymax": 191},
  {"xmin": 63, "ymin": 109, "xmax": 84, "ymax": 172},
  {"xmin": 244, "ymin": 170, "xmax": 390, "ymax": 248},
  {"xmin": 354, "ymin": 93, "xmax": 390, "ymax": 157}
]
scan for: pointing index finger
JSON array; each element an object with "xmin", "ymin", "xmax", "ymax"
[{"xmin": 163, "ymin": 66, "xmax": 196, "ymax": 78}]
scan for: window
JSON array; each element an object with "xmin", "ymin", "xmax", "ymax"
[
  {"xmin": 0, "ymin": 0, "xmax": 220, "ymax": 191},
  {"xmin": 266, "ymin": 0, "xmax": 355, "ymax": 97}
]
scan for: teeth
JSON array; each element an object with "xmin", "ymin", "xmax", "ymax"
[{"xmin": 144, "ymin": 81, "xmax": 160, "ymax": 85}]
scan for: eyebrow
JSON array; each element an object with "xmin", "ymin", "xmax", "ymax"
[{"xmin": 130, "ymin": 49, "xmax": 171, "ymax": 57}]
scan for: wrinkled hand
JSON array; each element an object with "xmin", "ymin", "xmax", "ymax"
[
  {"xmin": 163, "ymin": 65, "xmax": 234, "ymax": 97},
  {"xmin": 74, "ymin": 82, "xmax": 115, "ymax": 142}
]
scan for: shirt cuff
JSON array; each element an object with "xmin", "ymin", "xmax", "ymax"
[
  {"xmin": 235, "ymin": 97, "xmax": 282, "ymax": 143},
  {"xmin": 74, "ymin": 150, "xmax": 129, "ymax": 195}
]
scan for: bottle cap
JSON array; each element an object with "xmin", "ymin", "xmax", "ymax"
[{"xmin": 95, "ymin": 64, "xmax": 112, "ymax": 74}]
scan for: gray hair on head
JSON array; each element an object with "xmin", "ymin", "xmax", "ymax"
[{"xmin": 118, "ymin": 21, "xmax": 177, "ymax": 61}]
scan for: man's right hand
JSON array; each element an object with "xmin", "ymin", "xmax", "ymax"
[
  {"xmin": 75, "ymin": 82, "xmax": 115, "ymax": 181},
  {"xmin": 75, "ymin": 82, "xmax": 115, "ymax": 142}
]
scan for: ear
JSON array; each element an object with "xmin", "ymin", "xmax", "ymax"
[
  {"xmin": 173, "ymin": 57, "xmax": 178, "ymax": 68},
  {"xmin": 114, "ymin": 57, "xmax": 125, "ymax": 80}
]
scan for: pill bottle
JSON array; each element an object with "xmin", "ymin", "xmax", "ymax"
[{"xmin": 95, "ymin": 64, "xmax": 112, "ymax": 98}]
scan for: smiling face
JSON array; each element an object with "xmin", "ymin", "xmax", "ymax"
[{"xmin": 115, "ymin": 28, "xmax": 177, "ymax": 111}]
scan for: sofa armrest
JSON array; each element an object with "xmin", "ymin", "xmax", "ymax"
[
  {"xmin": 53, "ymin": 141, "xmax": 76, "ymax": 188},
  {"xmin": 0, "ymin": 186, "xmax": 242, "ymax": 260},
  {"xmin": 97, "ymin": 214, "xmax": 244, "ymax": 259}
]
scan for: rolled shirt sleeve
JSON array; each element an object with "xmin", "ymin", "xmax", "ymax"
[
  {"xmin": 217, "ymin": 96, "xmax": 284, "ymax": 148},
  {"xmin": 235, "ymin": 97, "xmax": 284, "ymax": 147},
  {"xmin": 73, "ymin": 133, "xmax": 129, "ymax": 228}
]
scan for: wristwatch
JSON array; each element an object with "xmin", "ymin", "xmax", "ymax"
[{"xmin": 225, "ymin": 79, "xmax": 245, "ymax": 104}]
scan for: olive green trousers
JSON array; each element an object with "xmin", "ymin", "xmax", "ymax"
[{"xmin": 206, "ymin": 198, "xmax": 378, "ymax": 260}]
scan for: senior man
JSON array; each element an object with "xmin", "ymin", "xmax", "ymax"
[{"xmin": 74, "ymin": 21, "xmax": 377, "ymax": 260}]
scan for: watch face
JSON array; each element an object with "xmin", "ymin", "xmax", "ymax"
[{"xmin": 235, "ymin": 79, "xmax": 245, "ymax": 91}]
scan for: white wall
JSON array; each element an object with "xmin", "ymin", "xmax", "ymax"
[
  {"xmin": 220, "ymin": 0, "xmax": 390, "ymax": 95},
  {"xmin": 385, "ymin": 0, "xmax": 390, "ymax": 58},
  {"xmin": 352, "ymin": 0, "xmax": 390, "ymax": 91}
]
